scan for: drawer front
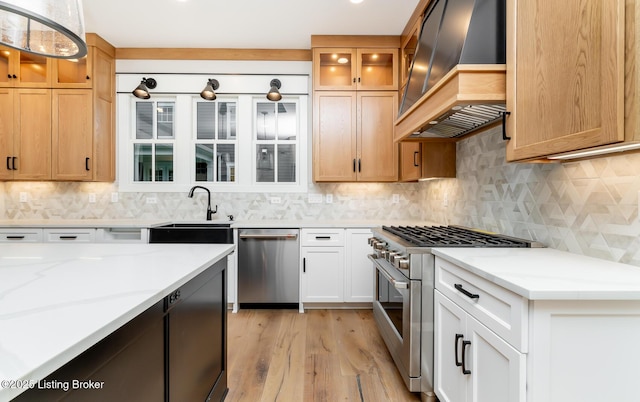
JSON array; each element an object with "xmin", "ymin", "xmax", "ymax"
[
  {"xmin": 435, "ymin": 256, "xmax": 528, "ymax": 352},
  {"xmin": 96, "ymin": 228, "xmax": 148, "ymax": 243},
  {"xmin": 44, "ymin": 228, "xmax": 96, "ymax": 243},
  {"xmin": 0, "ymin": 228, "xmax": 43, "ymax": 242},
  {"xmin": 301, "ymin": 228, "xmax": 344, "ymax": 247}
]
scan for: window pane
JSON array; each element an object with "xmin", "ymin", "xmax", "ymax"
[
  {"xmin": 196, "ymin": 102, "xmax": 215, "ymax": 139},
  {"xmin": 136, "ymin": 102, "xmax": 153, "ymax": 139},
  {"xmin": 195, "ymin": 144, "xmax": 214, "ymax": 181},
  {"xmin": 133, "ymin": 144, "xmax": 152, "ymax": 181},
  {"xmin": 157, "ymin": 102, "xmax": 175, "ymax": 139},
  {"xmin": 155, "ymin": 144, "xmax": 174, "ymax": 181},
  {"xmin": 278, "ymin": 103, "xmax": 297, "ymax": 140},
  {"xmin": 277, "ymin": 144, "xmax": 296, "ymax": 182},
  {"xmin": 256, "ymin": 144, "xmax": 274, "ymax": 182},
  {"xmin": 215, "ymin": 144, "xmax": 235, "ymax": 182},
  {"xmin": 256, "ymin": 103, "xmax": 275, "ymax": 140},
  {"xmin": 218, "ymin": 102, "xmax": 236, "ymax": 140}
]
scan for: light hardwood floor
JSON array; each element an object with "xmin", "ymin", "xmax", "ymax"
[{"xmin": 226, "ymin": 309, "xmax": 421, "ymax": 402}]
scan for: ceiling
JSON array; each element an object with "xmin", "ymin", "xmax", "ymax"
[{"xmin": 82, "ymin": 0, "xmax": 421, "ymax": 50}]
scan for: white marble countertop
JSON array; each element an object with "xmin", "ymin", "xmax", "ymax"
[
  {"xmin": 0, "ymin": 219, "xmax": 170, "ymax": 228},
  {"xmin": 432, "ymin": 247, "xmax": 640, "ymax": 300},
  {"xmin": 0, "ymin": 243, "xmax": 234, "ymax": 402}
]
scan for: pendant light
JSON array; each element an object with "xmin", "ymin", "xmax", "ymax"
[
  {"xmin": 0, "ymin": 0, "xmax": 87, "ymax": 59},
  {"xmin": 266, "ymin": 79, "xmax": 282, "ymax": 101},
  {"xmin": 132, "ymin": 77, "xmax": 157, "ymax": 99},
  {"xmin": 200, "ymin": 78, "xmax": 219, "ymax": 101}
]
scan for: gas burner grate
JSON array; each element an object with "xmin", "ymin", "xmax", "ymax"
[{"xmin": 382, "ymin": 225, "xmax": 532, "ymax": 248}]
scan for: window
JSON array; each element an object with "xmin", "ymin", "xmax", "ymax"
[
  {"xmin": 254, "ymin": 101, "xmax": 298, "ymax": 184},
  {"xmin": 194, "ymin": 99, "xmax": 237, "ymax": 182},
  {"xmin": 133, "ymin": 100, "xmax": 176, "ymax": 182}
]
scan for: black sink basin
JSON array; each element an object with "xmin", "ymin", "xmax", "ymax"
[{"xmin": 149, "ymin": 223, "xmax": 233, "ymax": 244}]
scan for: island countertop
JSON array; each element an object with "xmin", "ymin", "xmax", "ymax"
[{"xmin": 0, "ymin": 243, "xmax": 234, "ymax": 402}]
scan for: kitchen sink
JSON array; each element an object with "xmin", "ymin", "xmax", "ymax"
[{"xmin": 149, "ymin": 223, "xmax": 233, "ymax": 244}]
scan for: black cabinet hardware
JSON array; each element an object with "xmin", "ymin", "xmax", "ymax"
[
  {"xmin": 455, "ymin": 283, "xmax": 480, "ymax": 299},
  {"xmin": 85, "ymin": 157, "xmax": 90, "ymax": 171},
  {"xmin": 303, "ymin": 257, "xmax": 306, "ymax": 273},
  {"xmin": 413, "ymin": 151, "xmax": 419, "ymax": 167},
  {"xmin": 12, "ymin": 157, "xmax": 16, "ymax": 170},
  {"xmin": 59, "ymin": 236, "xmax": 78, "ymax": 240},
  {"xmin": 461, "ymin": 340, "xmax": 471, "ymax": 375},
  {"xmin": 353, "ymin": 158, "xmax": 356, "ymax": 172},
  {"xmin": 455, "ymin": 333, "xmax": 464, "ymax": 367},
  {"xmin": 6, "ymin": 236, "xmax": 25, "ymax": 240},
  {"xmin": 6, "ymin": 156, "xmax": 10, "ymax": 170},
  {"xmin": 315, "ymin": 236, "xmax": 331, "ymax": 240},
  {"xmin": 501, "ymin": 111, "xmax": 511, "ymax": 140},
  {"xmin": 358, "ymin": 158, "xmax": 361, "ymax": 172}
]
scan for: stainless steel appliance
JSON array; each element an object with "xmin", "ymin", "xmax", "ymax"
[
  {"xmin": 238, "ymin": 228, "xmax": 300, "ymax": 308},
  {"xmin": 369, "ymin": 225, "xmax": 538, "ymax": 400}
]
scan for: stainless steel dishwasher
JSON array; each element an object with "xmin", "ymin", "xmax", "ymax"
[{"xmin": 237, "ymin": 228, "xmax": 299, "ymax": 308}]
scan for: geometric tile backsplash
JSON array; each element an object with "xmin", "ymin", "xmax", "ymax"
[{"xmin": 2, "ymin": 125, "xmax": 640, "ymax": 267}]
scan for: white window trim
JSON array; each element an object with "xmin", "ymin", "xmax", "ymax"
[{"xmin": 117, "ymin": 92, "xmax": 308, "ymax": 193}]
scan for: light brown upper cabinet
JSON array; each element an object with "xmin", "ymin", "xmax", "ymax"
[
  {"xmin": 313, "ymin": 91, "xmax": 398, "ymax": 182},
  {"xmin": 0, "ymin": 34, "xmax": 115, "ymax": 182},
  {"xmin": 399, "ymin": 141, "xmax": 456, "ymax": 182},
  {"xmin": 313, "ymin": 48, "xmax": 399, "ymax": 91},
  {"xmin": 505, "ymin": 0, "xmax": 625, "ymax": 161},
  {"xmin": 0, "ymin": 49, "xmax": 52, "ymax": 88},
  {"xmin": 0, "ymin": 88, "xmax": 52, "ymax": 180},
  {"xmin": 400, "ymin": 18, "xmax": 420, "ymax": 92}
]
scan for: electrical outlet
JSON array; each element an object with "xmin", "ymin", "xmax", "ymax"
[
  {"xmin": 392, "ymin": 194, "xmax": 400, "ymax": 204},
  {"xmin": 308, "ymin": 194, "xmax": 323, "ymax": 204},
  {"xmin": 111, "ymin": 192, "xmax": 119, "ymax": 203},
  {"xmin": 88, "ymin": 193, "xmax": 96, "ymax": 203},
  {"xmin": 325, "ymin": 194, "xmax": 333, "ymax": 204},
  {"xmin": 146, "ymin": 197, "xmax": 157, "ymax": 204},
  {"xmin": 270, "ymin": 197, "xmax": 282, "ymax": 204},
  {"xmin": 443, "ymin": 192, "xmax": 449, "ymax": 207},
  {"xmin": 19, "ymin": 192, "xmax": 28, "ymax": 203}
]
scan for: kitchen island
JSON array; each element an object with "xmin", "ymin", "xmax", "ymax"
[{"xmin": 0, "ymin": 243, "xmax": 233, "ymax": 402}]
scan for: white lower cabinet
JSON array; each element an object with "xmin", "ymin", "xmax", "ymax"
[
  {"xmin": 434, "ymin": 255, "xmax": 640, "ymax": 402},
  {"xmin": 300, "ymin": 227, "xmax": 373, "ymax": 305},
  {"xmin": 43, "ymin": 228, "xmax": 96, "ymax": 242},
  {"xmin": 0, "ymin": 228, "xmax": 43, "ymax": 242},
  {"xmin": 344, "ymin": 228, "xmax": 373, "ymax": 302},
  {"xmin": 435, "ymin": 291, "xmax": 525, "ymax": 402}
]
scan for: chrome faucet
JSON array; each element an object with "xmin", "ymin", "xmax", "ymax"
[{"xmin": 188, "ymin": 186, "xmax": 217, "ymax": 221}]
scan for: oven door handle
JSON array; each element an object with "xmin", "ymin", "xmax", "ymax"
[{"xmin": 368, "ymin": 255, "xmax": 409, "ymax": 289}]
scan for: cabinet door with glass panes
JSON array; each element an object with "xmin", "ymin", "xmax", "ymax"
[
  {"xmin": 254, "ymin": 100, "xmax": 298, "ymax": 184},
  {"xmin": 132, "ymin": 99, "xmax": 175, "ymax": 182},
  {"xmin": 194, "ymin": 99, "xmax": 237, "ymax": 183}
]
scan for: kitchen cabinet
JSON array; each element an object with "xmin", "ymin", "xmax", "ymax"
[
  {"xmin": 0, "ymin": 88, "xmax": 52, "ymax": 180},
  {"xmin": 344, "ymin": 228, "xmax": 373, "ymax": 303},
  {"xmin": 434, "ymin": 254, "xmax": 640, "ymax": 402},
  {"xmin": 400, "ymin": 17, "xmax": 420, "ymax": 92},
  {"xmin": 0, "ymin": 48, "xmax": 52, "ymax": 88},
  {"xmin": 0, "ymin": 34, "xmax": 115, "ymax": 182},
  {"xmin": 43, "ymin": 228, "xmax": 97, "ymax": 243},
  {"xmin": 505, "ymin": 0, "xmax": 626, "ymax": 161},
  {"xmin": 399, "ymin": 141, "xmax": 456, "ymax": 182},
  {"xmin": 96, "ymin": 227, "xmax": 149, "ymax": 243},
  {"xmin": 0, "ymin": 227, "xmax": 43, "ymax": 242},
  {"xmin": 300, "ymin": 228, "xmax": 345, "ymax": 303},
  {"xmin": 312, "ymin": 47, "xmax": 398, "ymax": 91},
  {"xmin": 313, "ymin": 91, "xmax": 398, "ymax": 181},
  {"xmin": 312, "ymin": 36, "xmax": 399, "ymax": 183}
]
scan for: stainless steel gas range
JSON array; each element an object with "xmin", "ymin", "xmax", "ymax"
[{"xmin": 368, "ymin": 225, "xmax": 539, "ymax": 400}]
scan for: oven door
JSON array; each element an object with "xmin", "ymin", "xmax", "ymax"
[{"xmin": 369, "ymin": 255, "xmax": 421, "ymax": 392}]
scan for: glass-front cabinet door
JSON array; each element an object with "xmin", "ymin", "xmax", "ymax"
[
  {"xmin": 0, "ymin": 47, "xmax": 52, "ymax": 87},
  {"xmin": 313, "ymin": 48, "xmax": 357, "ymax": 90},
  {"xmin": 53, "ymin": 56, "xmax": 90, "ymax": 88},
  {"xmin": 356, "ymin": 48, "xmax": 398, "ymax": 90}
]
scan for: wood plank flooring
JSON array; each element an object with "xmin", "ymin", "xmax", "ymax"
[{"xmin": 226, "ymin": 309, "xmax": 421, "ymax": 402}]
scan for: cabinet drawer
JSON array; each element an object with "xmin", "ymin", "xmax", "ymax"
[
  {"xmin": 0, "ymin": 228, "xmax": 43, "ymax": 242},
  {"xmin": 301, "ymin": 228, "xmax": 344, "ymax": 246},
  {"xmin": 435, "ymin": 256, "xmax": 528, "ymax": 352},
  {"xmin": 43, "ymin": 228, "xmax": 96, "ymax": 243},
  {"xmin": 96, "ymin": 228, "xmax": 148, "ymax": 243}
]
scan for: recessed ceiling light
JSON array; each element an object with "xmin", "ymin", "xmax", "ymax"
[{"xmin": 350, "ymin": 0, "xmax": 364, "ymax": 4}]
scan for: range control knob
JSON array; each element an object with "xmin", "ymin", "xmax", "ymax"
[
  {"xmin": 380, "ymin": 249, "xmax": 390, "ymax": 259},
  {"xmin": 386, "ymin": 251, "xmax": 398, "ymax": 262},
  {"xmin": 396, "ymin": 258, "xmax": 410, "ymax": 270},
  {"xmin": 374, "ymin": 242, "xmax": 386, "ymax": 251},
  {"xmin": 392, "ymin": 254, "xmax": 405, "ymax": 264}
]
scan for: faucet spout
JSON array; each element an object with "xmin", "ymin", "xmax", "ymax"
[{"xmin": 187, "ymin": 186, "xmax": 217, "ymax": 221}]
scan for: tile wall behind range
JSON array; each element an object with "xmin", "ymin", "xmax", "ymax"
[{"xmin": 422, "ymin": 126, "xmax": 640, "ymax": 267}]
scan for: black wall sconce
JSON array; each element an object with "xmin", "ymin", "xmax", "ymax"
[
  {"xmin": 132, "ymin": 77, "xmax": 157, "ymax": 99},
  {"xmin": 266, "ymin": 79, "xmax": 282, "ymax": 101},
  {"xmin": 200, "ymin": 79, "xmax": 220, "ymax": 101}
]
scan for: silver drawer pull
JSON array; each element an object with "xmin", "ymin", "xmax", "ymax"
[{"xmin": 239, "ymin": 234, "xmax": 298, "ymax": 240}]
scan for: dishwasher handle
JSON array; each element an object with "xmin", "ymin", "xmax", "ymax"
[{"xmin": 239, "ymin": 233, "xmax": 298, "ymax": 240}]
